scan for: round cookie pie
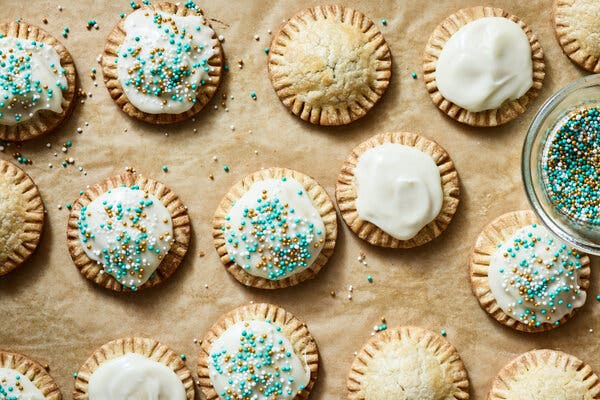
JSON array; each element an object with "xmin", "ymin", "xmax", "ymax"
[
  {"xmin": 198, "ymin": 303, "xmax": 319, "ymax": 400},
  {"xmin": 0, "ymin": 159, "xmax": 44, "ymax": 276},
  {"xmin": 66, "ymin": 172, "xmax": 190, "ymax": 291},
  {"xmin": 0, "ymin": 21, "xmax": 77, "ymax": 141},
  {"xmin": 423, "ymin": 7, "xmax": 545, "ymax": 127},
  {"xmin": 268, "ymin": 4, "xmax": 392, "ymax": 126},
  {"xmin": 102, "ymin": 2, "xmax": 224, "ymax": 124},
  {"xmin": 73, "ymin": 337, "xmax": 195, "ymax": 400},
  {"xmin": 347, "ymin": 326, "xmax": 470, "ymax": 400},
  {"xmin": 488, "ymin": 349, "xmax": 600, "ymax": 400},
  {"xmin": 213, "ymin": 167, "xmax": 337, "ymax": 289},
  {"xmin": 554, "ymin": 0, "xmax": 600, "ymax": 73},
  {"xmin": 469, "ymin": 210, "xmax": 591, "ymax": 332},
  {"xmin": 0, "ymin": 350, "xmax": 61, "ymax": 399},
  {"xmin": 336, "ymin": 132, "xmax": 460, "ymax": 248}
]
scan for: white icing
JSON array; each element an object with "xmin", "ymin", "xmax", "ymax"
[
  {"xmin": 88, "ymin": 353, "xmax": 186, "ymax": 400},
  {"xmin": 436, "ymin": 17, "xmax": 533, "ymax": 112},
  {"xmin": 208, "ymin": 320, "xmax": 310, "ymax": 400},
  {"xmin": 489, "ymin": 224, "xmax": 587, "ymax": 327},
  {"xmin": 0, "ymin": 37, "xmax": 67, "ymax": 126},
  {"xmin": 355, "ymin": 143, "xmax": 443, "ymax": 240},
  {"xmin": 222, "ymin": 178, "xmax": 325, "ymax": 280},
  {"xmin": 117, "ymin": 8, "xmax": 217, "ymax": 114},
  {"xmin": 77, "ymin": 186, "xmax": 173, "ymax": 289},
  {"xmin": 0, "ymin": 368, "xmax": 45, "ymax": 400}
]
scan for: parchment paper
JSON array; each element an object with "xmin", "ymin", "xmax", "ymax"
[{"xmin": 1, "ymin": 0, "xmax": 598, "ymax": 399}]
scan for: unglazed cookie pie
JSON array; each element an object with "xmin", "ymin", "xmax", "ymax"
[
  {"xmin": 268, "ymin": 4, "xmax": 391, "ymax": 126},
  {"xmin": 423, "ymin": 7, "xmax": 545, "ymax": 127},
  {"xmin": 336, "ymin": 132, "xmax": 459, "ymax": 248},
  {"xmin": 0, "ymin": 21, "xmax": 76, "ymax": 141},
  {"xmin": 469, "ymin": 210, "xmax": 591, "ymax": 332},
  {"xmin": 0, "ymin": 160, "xmax": 44, "ymax": 276},
  {"xmin": 102, "ymin": 2, "xmax": 223, "ymax": 124},
  {"xmin": 198, "ymin": 303, "xmax": 319, "ymax": 400},
  {"xmin": 213, "ymin": 167, "xmax": 337, "ymax": 289},
  {"xmin": 73, "ymin": 337, "xmax": 194, "ymax": 400},
  {"xmin": 0, "ymin": 350, "xmax": 61, "ymax": 399},
  {"xmin": 347, "ymin": 326, "xmax": 470, "ymax": 400},
  {"xmin": 554, "ymin": 0, "xmax": 600, "ymax": 73},
  {"xmin": 66, "ymin": 172, "xmax": 190, "ymax": 291},
  {"xmin": 488, "ymin": 349, "xmax": 600, "ymax": 400}
]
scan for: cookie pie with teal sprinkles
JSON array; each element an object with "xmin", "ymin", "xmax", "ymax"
[
  {"xmin": 488, "ymin": 223, "xmax": 589, "ymax": 329},
  {"xmin": 76, "ymin": 184, "xmax": 174, "ymax": 290},
  {"xmin": 220, "ymin": 177, "xmax": 326, "ymax": 281}
]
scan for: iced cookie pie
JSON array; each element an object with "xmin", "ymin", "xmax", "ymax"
[
  {"xmin": 213, "ymin": 167, "xmax": 337, "ymax": 289},
  {"xmin": 336, "ymin": 132, "xmax": 459, "ymax": 248},
  {"xmin": 66, "ymin": 172, "xmax": 190, "ymax": 291},
  {"xmin": 0, "ymin": 350, "xmax": 61, "ymax": 399},
  {"xmin": 268, "ymin": 4, "xmax": 391, "ymax": 126},
  {"xmin": 73, "ymin": 337, "xmax": 194, "ymax": 400},
  {"xmin": 198, "ymin": 303, "xmax": 319, "ymax": 400},
  {"xmin": 554, "ymin": 0, "xmax": 600, "ymax": 73},
  {"xmin": 0, "ymin": 160, "xmax": 44, "ymax": 276},
  {"xmin": 347, "ymin": 326, "xmax": 470, "ymax": 400},
  {"xmin": 488, "ymin": 349, "xmax": 600, "ymax": 400},
  {"xmin": 423, "ymin": 7, "xmax": 545, "ymax": 127},
  {"xmin": 0, "ymin": 21, "xmax": 77, "ymax": 141},
  {"xmin": 102, "ymin": 2, "xmax": 223, "ymax": 124},
  {"xmin": 469, "ymin": 210, "xmax": 591, "ymax": 332}
]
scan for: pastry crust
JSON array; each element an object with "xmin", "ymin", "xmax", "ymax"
[
  {"xmin": 423, "ymin": 6, "xmax": 545, "ymax": 127},
  {"xmin": 468, "ymin": 210, "xmax": 591, "ymax": 333},
  {"xmin": 268, "ymin": 4, "xmax": 391, "ymax": 126},
  {"xmin": 0, "ymin": 160, "xmax": 44, "ymax": 276},
  {"xmin": 0, "ymin": 350, "xmax": 61, "ymax": 399},
  {"xmin": 336, "ymin": 132, "xmax": 460, "ymax": 248},
  {"xmin": 347, "ymin": 326, "xmax": 470, "ymax": 400},
  {"xmin": 66, "ymin": 172, "xmax": 191, "ymax": 291},
  {"xmin": 554, "ymin": 0, "xmax": 600, "ymax": 73},
  {"xmin": 488, "ymin": 349, "xmax": 600, "ymax": 399},
  {"xmin": 73, "ymin": 337, "xmax": 195, "ymax": 400},
  {"xmin": 197, "ymin": 303, "xmax": 319, "ymax": 400},
  {"xmin": 0, "ymin": 21, "xmax": 77, "ymax": 141},
  {"xmin": 101, "ymin": 2, "xmax": 224, "ymax": 124},
  {"xmin": 212, "ymin": 167, "xmax": 337, "ymax": 289}
]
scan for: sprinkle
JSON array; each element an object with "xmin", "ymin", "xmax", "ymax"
[
  {"xmin": 411, "ymin": 72, "xmax": 417, "ymax": 79},
  {"xmin": 250, "ymin": 91, "xmax": 257, "ymax": 100},
  {"xmin": 218, "ymin": 34, "xmax": 224, "ymax": 42},
  {"xmin": 381, "ymin": 19, "xmax": 387, "ymax": 26},
  {"xmin": 162, "ymin": 165, "xmax": 168, "ymax": 172},
  {"xmin": 223, "ymin": 165, "xmax": 229, "ymax": 172},
  {"xmin": 180, "ymin": 354, "xmax": 186, "ymax": 360},
  {"xmin": 367, "ymin": 275, "xmax": 373, "ymax": 282},
  {"xmin": 66, "ymin": 203, "xmax": 72, "ymax": 210},
  {"xmin": 440, "ymin": 329, "xmax": 447, "ymax": 336},
  {"xmin": 72, "ymin": 372, "xmax": 78, "ymax": 378},
  {"xmin": 264, "ymin": 47, "xmax": 269, "ymax": 54}
]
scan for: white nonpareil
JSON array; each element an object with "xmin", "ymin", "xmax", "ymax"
[
  {"xmin": 355, "ymin": 143, "xmax": 443, "ymax": 240},
  {"xmin": 0, "ymin": 37, "xmax": 67, "ymax": 126},
  {"xmin": 0, "ymin": 368, "xmax": 45, "ymax": 400},
  {"xmin": 488, "ymin": 224, "xmax": 586, "ymax": 326},
  {"xmin": 208, "ymin": 320, "xmax": 310, "ymax": 400},
  {"xmin": 436, "ymin": 17, "xmax": 533, "ymax": 112},
  {"xmin": 87, "ymin": 353, "xmax": 186, "ymax": 400},
  {"xmin": 117, "ymin": 8, "xmax": 217, "ymax": 114},
  {"xmin": 77, "ymin": 186, "xmax": 173, "ymax": 289}
]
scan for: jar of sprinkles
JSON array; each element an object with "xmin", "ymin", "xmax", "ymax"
[{"xmin": 524, "ymin": 74, "xmax": 600, "ymax": 255}]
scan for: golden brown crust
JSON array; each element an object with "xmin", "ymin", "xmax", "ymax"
[
  {"xmin": 336, "ymin": 132, "xmax": 460, "ymax": 248},
  {"xmin": 101, "ymin": 2, "xmax": 224, "ymax": 124},
  {"xmin": 212, "ymin": 167, "xmax": 337, "ymax": 289},
  {"xmin": 487, "ymin": 349, "xmax": 600, "ymax": 399},
  {"xmin": 268, "ymin": 4, "xmax": 391, "ymax": 126},
  {"xmin": 0, "ymin": 350, "xmax": 61, "ymax": 399},
  {"xmin": 423, "ymin": 6, "xmax": 545, "ymax": 127},
  {"xmin": 553, "ymin": 0, "xmax": 600, "ymax": 73},
  {"xmin": 73, "ymin": 337, "xmax": 195, "ymax": 400},
  {"xmin": 468, "ymin": 210, "xmax": 591, "ymax": 333},
  {"xmin": 347, "ymin": 326, "xmax": 469, "ymax": 400},
  {"xmin": 197, "ymin": 303, "xmax": 319, "ymax": 400},
  {"xmin": 0, "ymin": 21, "xmax": 77, "ymax": 141},
  {"xmin": 0, "ymin": 159, "xmax": 44, "ymax": 276},
  {"xmin": 66, "ymin": 172, "xmax": 191, "ymax": 291}
]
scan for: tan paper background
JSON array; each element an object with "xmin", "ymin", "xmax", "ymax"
[{"xmin": 1, "ymin": 0, "xmax": 598, "ymax": 398}]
